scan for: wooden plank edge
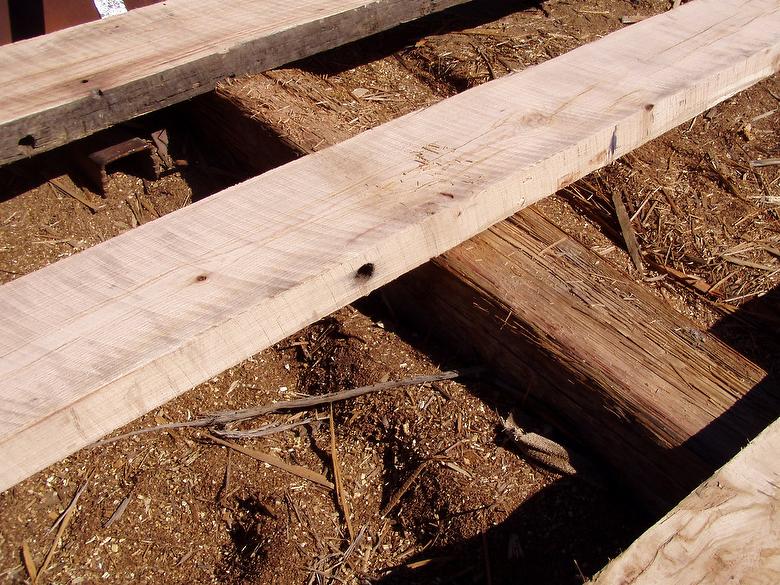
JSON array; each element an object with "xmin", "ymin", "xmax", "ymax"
[
  {"xmin": 0, "ymin": 0, "xmax": 470, "ymax": 165},
  {"xmin": 591, "ymin": 417, "xmax": 780, "ymax": 584},
  {"xmin": 198, "ymin": 14, "xmax": 773, "ymax": 510}
]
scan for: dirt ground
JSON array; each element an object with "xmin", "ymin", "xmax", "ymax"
[{"xmin": 0, "ymin": 1, "xmax": 778, "ymax": 584}]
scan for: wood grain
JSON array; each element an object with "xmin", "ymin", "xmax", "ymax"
[
  {"xmin": 592, "ymin": 417, "xmax": 780, "ymax": 585},
  {"xmin": 0, "ymin": 0, "xmax": 778, "ymax": 492},
  {"xmin": 389, "ymin": 210, "xmax": 773, "ymax": 510},
  {"xmin": 203, "ymin": 8, "xmax": 776, "ymax": 510},
  {"xmin": 0, "ymin": 0, "xmax": 470, "ymax": 165}
]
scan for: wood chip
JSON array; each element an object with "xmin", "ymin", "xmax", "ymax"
[
  {"xmin": 329, "ymin": 405, "xmax": 354, "ymax": 541},
  {"xmin": 48, "ymin": 176, "xmax": 104, "ymax": 212},
  {"xmin": 104, "ymin": 494, "xmax": 131, "ymax": 528},
  {"xmin": 649, "ymin": 260, "xmax": 715, "ymax": 296},
  {"xmin": 21, "ymin": 541, "xmax": 37, "ymax": 583}
]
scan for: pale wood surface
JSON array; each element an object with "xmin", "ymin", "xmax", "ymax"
[
  {"xmin": 0, "ymin": 0, "xmax": 778, "ymax": 492},
  {"xmin": 592, "ymin": 417, "xmax": 780, "ymax": 585},
  {"xmin": 205, "ymin": 8, "xmax": 776, "ymax": 511},
  {"xmin": 0, "ymin": 0, "xmax": 469, "ymax": 165}
]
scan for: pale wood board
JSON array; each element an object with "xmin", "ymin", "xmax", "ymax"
[
  {"xmin": 0, "ymin": 0, "xmax": 778, "ymax": 492},
  {"xmin": 0, "ymin": 0, "xmax": 470, "ymax": 165},
  {"xmin": 204, "ymin": 17, "xmax": 774, "ymax": 511},
  {"xmin": 592, "ymin": 417, "xmax": 780, "ymax": 585}
]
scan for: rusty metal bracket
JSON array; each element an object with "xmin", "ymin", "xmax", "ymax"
[{"xmin": 79, "ymin": 135, "xmax": 162, "ymax": 194}]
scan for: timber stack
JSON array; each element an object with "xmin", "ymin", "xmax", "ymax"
[{"xmin": 0, "ymin": 0, "xmax": 778, "ymax": 582}]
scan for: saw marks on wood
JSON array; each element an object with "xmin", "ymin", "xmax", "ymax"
[
  {"xmin": 0, "ymin": 0, "xmax": 471, "ymax": 165},
  {"xmin": 0, "ymin": 0, "xmax": 779, "ymax": 491}
]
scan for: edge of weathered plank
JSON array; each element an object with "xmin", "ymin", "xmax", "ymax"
[
  {"xmin": 0, "ymin": 0, "xmax": 469, "ymax": 165},
  {"xmin": 591, "ymin": 416, "xmax": 780, "ymax": 584}
]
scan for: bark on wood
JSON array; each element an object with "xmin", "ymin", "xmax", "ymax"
[{"xmin": 386, "ymin": 211, "xmax": 774, "ymax": 510}]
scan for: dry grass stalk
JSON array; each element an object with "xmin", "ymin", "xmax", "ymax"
[
  {"xmin": 329, "ymin": 405, "xmax": 355, "ymax": 541},
  {"xmin": 96, "ymin": 371, "xmax": 464, "ymax": 446},
  {"xmin": 206, "ymin": 434, "xmax": 333, "ymax": 489},
  {"xmin": 37, "ymin": 481, "xmax": 88, "ymax": 583}
]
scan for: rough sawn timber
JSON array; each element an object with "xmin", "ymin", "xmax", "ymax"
[
  {"xmin": 388, "ymin": 211, "xmax": 773, "ymax": 510},
  {"xmin": 591, "ymin": 417, "xmax": 780, "ymax": 585},
  {"xmin": 202, "ymin": 9, "xmax": 775, "ymax": 510},
  {"xmin": 0, "ymin": 0, "xmax": 779, "ymax": 492},
  {"xmin": 0, "ymin": 0, "xmax": 471, "ymax": 166}
]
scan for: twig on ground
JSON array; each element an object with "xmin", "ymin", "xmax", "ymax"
[
  {"xmin": 721, "ymin": 255, "xmax": 778, "ymax": 272},
  {"xmin": 648, "ymin": 260, "xmax": 714, "ymax": 296},
  {"xmin": 216, "ymin": 448, "xmax": 232, "ymax": 503},
  {"xmin": 104, "ymin": 493, "xmax": 131, "ymax": 528},
  {"xmin": 380, "ymin": 457, "xmax": 446, "ymax": 518},
  {"xmin": 750, "ymin": 158, "xmax": 780, "ymax": 168},
  {"xmin": 329, "ymin": 405, "xmax": 355, "ymax": 541},
  {"xmin": 707, "ymin": 152, "xmax": 745, "ymax": 200},
  {"xmin": 95, "ymin": 371, "xmax": 465, "ymax": 446},
  {"xmin": 48, "ymin": 176, "xmax": 104, "ymax": 213},
  {"xmin": 206, "ymin": 434, "xmax": 333, "ymax": 489},
  {"xmin": 21, "ymin": 541, "xmax": 37, "ymax": 583},
  {"xmin": 612, "ymin": 190, "xmax": 644, "ymax": 273},
  {"xmin": 38, "ymin": 481, "xmax": 88, "ymax": 583},
  {"xmin": 212, "ymin": 416, "xmax": 324, "ymax": 440},
  {"xmin": 473, "ymin": 45, "xmax": 497, "ymax": 80},
  {"xmin": 206, "ymin": 371, "xmax": 465, "ymax": 425}
]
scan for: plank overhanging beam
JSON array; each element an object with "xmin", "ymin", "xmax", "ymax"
[
  {"xmin": 0, "ymin": 0, "xmax": 472, "ymax": 166},
  {"xmin": 0, "ymin": 0, "xmax": 778, "ymax": 492},
  {"xmin": 200, "ymin": 9, "xmax": 776, "ymax": 511}
]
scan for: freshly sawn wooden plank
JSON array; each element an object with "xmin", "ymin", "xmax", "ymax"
[
  {"xmin": 202, "ymin": 19, "xmax": 774, "ymax": 511},
  {"xmin": 0, "ymin": 0, "xmax": 778, "ymax": 492},
  {"xmin": 0, "ymin": 0, "xmax": 471, "ymax": 166},
  {"xmin": 591, "ymin": 417, "xmax": 780, "ymax": 585}
]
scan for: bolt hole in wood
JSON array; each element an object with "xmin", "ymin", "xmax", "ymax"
[
  {"xmin": 355, "ymin": 262, "xmax": 375, "ymax": 280},
  {"xmin": 17, "ymin": 134, "xmax": 35, "ymax": 149}
]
